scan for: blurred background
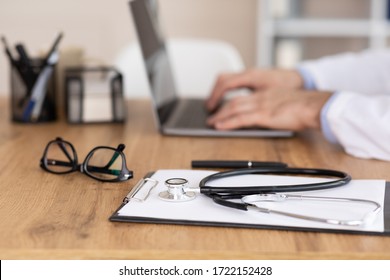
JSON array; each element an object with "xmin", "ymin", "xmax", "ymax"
[{"xmin": 1, "ymin": 0, "xmax": 389, "ymax": 98}]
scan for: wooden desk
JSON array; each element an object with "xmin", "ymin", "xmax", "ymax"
[{"xmin": 1, "ymin": 98, "xmax": 390, "ymax": 260}]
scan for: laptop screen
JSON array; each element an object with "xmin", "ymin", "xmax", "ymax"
[{"xmin": 129, "ymin": 0, "xmax": 178, "ymax": 124}]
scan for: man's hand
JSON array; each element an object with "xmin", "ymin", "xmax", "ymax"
[
  {"xmin": 207, "ymin": 89, "xmax": 332, "ymax": 131},
  {"xmin": 206, "ymin": 68, "xmax": 304, "ymax": 111}
]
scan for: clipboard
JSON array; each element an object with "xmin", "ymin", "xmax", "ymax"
[{"xmin": 109, "ymin": 169, "xmax": 390, "ymax": 236}]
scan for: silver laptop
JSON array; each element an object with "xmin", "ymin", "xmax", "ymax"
[{"xmin": 129, "ymin": 0, "xmax": 293, "ymax": 137}]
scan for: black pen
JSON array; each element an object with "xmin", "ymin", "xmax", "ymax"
[
  {"xmin": 1, "ymin": 36, "xmax": 33, "ymax": 100},
  {"xmin": 15, "ymin": 43, "xmax": 36, "ymax": 96},
  {"xmin": 191, "ymin": 160, "xmax": 288, "ymax": 169},
  {"xmin": 15, "ymin": 43, "xmax": 31, "ymax": 65},
  {"xmin": 1, "ymin": 35, "xmax": 16, "ymax": 63},
  {"xmin": 23, "ymin": 32, "xmax": 63, "ymax": 121}
]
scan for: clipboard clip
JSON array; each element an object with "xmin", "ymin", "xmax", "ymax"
[{"xmin": 123, "ymin": 177, "xmax": 158, "ymax": 203}]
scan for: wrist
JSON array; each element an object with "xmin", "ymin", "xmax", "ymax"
[
  {"xmin": 296, "ymin": 66, "xmax": 316, "ymax": 90},
  {"xmin": 266, "ymin": 69, "xmax": 304, "ymax": 89},
  {"xmin": 280, "ymin": 70, "xmax": 305, "ymax": 89},
  {"xmin": 303, "ymin": 91, "xmax": 332, "ymax": 129}
]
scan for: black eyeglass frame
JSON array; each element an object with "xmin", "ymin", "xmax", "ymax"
[{"xmin": 40, "ymin": 137, "xmax": 133, "ymax": 182}]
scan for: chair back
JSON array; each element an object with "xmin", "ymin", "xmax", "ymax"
[{"xmin": 115, "ymin": 38, "xmax": 245, "ymax": 98}]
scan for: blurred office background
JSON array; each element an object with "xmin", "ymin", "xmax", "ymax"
[{"xmin": 1, "ymin": 0, "xmax": 389, "ymax": 97}]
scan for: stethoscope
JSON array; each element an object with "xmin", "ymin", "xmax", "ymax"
[{"xmin": 158, "ymin": 167, "xmax": 381, "ymax": 227}]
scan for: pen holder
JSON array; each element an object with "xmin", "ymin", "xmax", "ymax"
[
  {"xmin": 65, "ymin": 67, "xmax": 125, "ymax": 123},
  {"xmin": 10, "ymin": 59, "xmax": 57, "ymax": 123}
]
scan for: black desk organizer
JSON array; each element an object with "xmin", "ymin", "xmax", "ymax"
[
  {"xmin": 65, "ymin": 66, "xmax": 126, "ymax": 124},
  {"xmin": 11, "ymin": 58, "xmax": 57, "ymax": 123}
]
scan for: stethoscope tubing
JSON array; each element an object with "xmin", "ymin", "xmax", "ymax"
[
  {"xmin": 160, "ymin": 167, "xmax": 380, "ymax": 227},
  {"xmin": 199, "ymin": 167, "xmax": 352, "ymax": 195}
]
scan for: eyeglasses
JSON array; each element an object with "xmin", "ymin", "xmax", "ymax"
[{"xmin": 40, "ymin": 137, "xmax": 133, "ymax": 182}]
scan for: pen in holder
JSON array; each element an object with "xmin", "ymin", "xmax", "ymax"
[
  {"xmin": 4, "ymin": 33, "xmax": 63, "ymax": 123},
  {"xmin": 65, "ymin": 66, "xmax": 125, "ymax": 123},
  {"xmin": 11, "ymin": 58, "xmax": 57, "ymax": 123}
]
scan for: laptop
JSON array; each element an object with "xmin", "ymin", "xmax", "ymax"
[{"xmin": 129, "ymin": 0, "xmax": 293, "ymax": 137}]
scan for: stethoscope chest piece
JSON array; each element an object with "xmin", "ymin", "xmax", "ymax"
[{"xmin": 159, "ymin": 178, "xmax": 196, "ymax": 202}]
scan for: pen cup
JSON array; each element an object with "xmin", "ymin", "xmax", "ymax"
[{"xmin": 10, "ymin": 58, "xmax": 57, "ymax": 123}]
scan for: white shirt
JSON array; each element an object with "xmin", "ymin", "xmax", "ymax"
[{"xmin": 298, "ymin": 49, "xmax": 390, "ymax": 161}]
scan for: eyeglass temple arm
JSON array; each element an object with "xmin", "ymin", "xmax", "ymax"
[
  {"xmin": 101, "ymin": 144, "xmax": 126, "ymax": 170},
  {"xmin": 56, "ymin": 139, "xmax": 74, "ymax": 163}
]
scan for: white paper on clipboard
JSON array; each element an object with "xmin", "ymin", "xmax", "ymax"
[{"xmin": 113, "ymin": 169, "xmax": 386, "ymax": 233}]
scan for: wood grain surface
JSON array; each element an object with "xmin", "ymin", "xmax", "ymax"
[{"xmin": 1, "ymin": 98, "xmax": 390, "ymax": 259}]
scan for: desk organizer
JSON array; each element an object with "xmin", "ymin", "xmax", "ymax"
[
  {"xmin": 11, "ymin": 58, "xmax": 57, "ymax": 123},
  {"xmin": 65, "ymin": 66, "xmax": 125, "ymax": 123}
]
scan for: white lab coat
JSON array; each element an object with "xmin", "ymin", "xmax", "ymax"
[{"xmin": 299, "ymin": 50, "xmax": 390, "ymax": 161}]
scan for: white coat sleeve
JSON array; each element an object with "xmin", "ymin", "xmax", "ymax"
[
  {"xmin": 298, "ymin": 49, "xmax": 390, "ymax": 161},
  {"xmin": 299, "ymin": 49, "xmax": 390, "ymax": 95},
  {"xmin": 323, "ymin": 92, "xmax": 390, "ymax": 161}
]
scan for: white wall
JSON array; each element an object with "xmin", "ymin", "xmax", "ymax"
[{"xmin": 0, "ymin": 0, "xmax": 257, "ymax": 97}]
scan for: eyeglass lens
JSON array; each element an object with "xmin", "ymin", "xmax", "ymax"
[
  {"xmin": 46, "ymin": 141, "xmax": 75, "ymax": 173},
  {"xmin": 85, "ymin": 149, "xmax": 123, "ymax": 180}
]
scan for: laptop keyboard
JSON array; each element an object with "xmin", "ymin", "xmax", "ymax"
[{"xmin": 174, "ymin": 99, "xmax": 211, "ymax": 128}]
